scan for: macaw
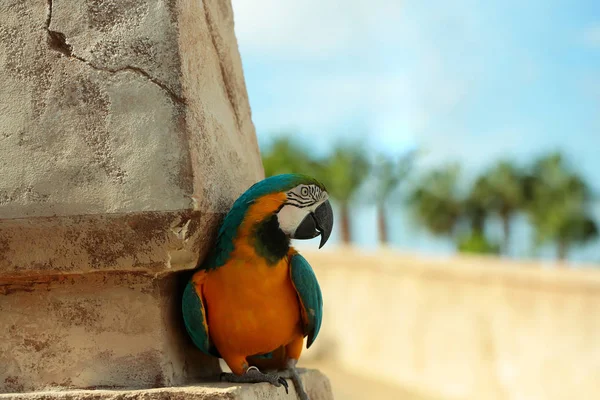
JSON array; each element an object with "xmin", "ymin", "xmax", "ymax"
[{"xmin": 182, "ymin": 174, "xmax": 334, "ymax": 400}]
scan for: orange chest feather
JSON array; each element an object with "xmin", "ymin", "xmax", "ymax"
[{"xmin": 201, "ymin": 246, "xmax": 302, "ymax": 356}]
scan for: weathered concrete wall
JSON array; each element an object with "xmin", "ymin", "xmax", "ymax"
[
  {"xmin": 302, "ymin": 249, "xmax": 600, "ymax": 400},
  {"xmin": 0, "ymin": 0, "xmax": 264, "ymax": 393},
  {"xmin": 0, "ymin": 272, "xmax": 206, "ymax": 391},
  {"xmin": 0, "ymin": 0, "xmax": 260, "ymax": 220}
]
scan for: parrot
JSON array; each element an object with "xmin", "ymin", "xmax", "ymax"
[{"xmin": 182, "ymin": 173, "xmax": 334, "ymax": 400}]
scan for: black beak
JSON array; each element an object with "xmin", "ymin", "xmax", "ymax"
[{"xmin": 293, "ymin": 200, "xmax": 334, "ymax": 249}]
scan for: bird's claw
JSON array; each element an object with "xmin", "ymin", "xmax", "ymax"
[{"xmin": 278, "ymin": 376, "xmax": 289, "ymax": 394}]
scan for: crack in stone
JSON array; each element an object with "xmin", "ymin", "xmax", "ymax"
[
  {"xmin": 75, "ymin": 59, "xmax": 187, "ymax": 106},
  {"xmin": 44, "ymin": 0, "xmax": 186, "ymax": 106},
  {"xmin": 202, "ymin": 2, "xmax": 241, "ymax": 131},
  {"xmin": 45, "ymin": 0, "xmax": 52, "ymax": 29}
]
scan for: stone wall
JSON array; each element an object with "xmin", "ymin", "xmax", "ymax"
[
  {"xmin": 302, "ymin": 249, "xmax": 600, "ymax": 400},
  {"xmin": 0, "ymin": 0, "xmax": 265, "ymax": 393}
]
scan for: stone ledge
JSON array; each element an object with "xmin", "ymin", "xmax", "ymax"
[
  {"xmin": 0, "ymin": 370, "xmax": 334, "ymax": 400},
  {"xmin": 0, "ymin": 210, "xmax": 222, "ymax": 276}
]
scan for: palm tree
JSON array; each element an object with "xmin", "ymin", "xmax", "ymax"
[
  {"xmin": 526, "ymin": 153, "xmax": 598, "ymax": 261},
  {"xmin": 474, "ymin": 161, "xmax": 526, "ymax": 254},
  {"xmin": 459, "ymin": 177, "xmax": 500, "ymax": 255},
  {"xmin": 318, "ymin": 143, "xmax": 371, "ymax": 244},
  {"xmin": 373, "ymin": 151, "xmax": 416, "ymax": 245},
  {"xmin": 407, "ymin": 164, "xmax": 464, "ymax": 238},
  {"xmin": 464, "ymin": 176, "xmax": 491, "ymax": 236},
  {"xmin": 555, "ymin": 213, "xmax": 598, "ymax": 260},
  {"xmin": 408, "ymin": 164, "xmax": 500, "ymax": 254}
]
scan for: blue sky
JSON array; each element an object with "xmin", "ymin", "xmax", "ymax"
[
  {"xmin": 232, "ymin": 0, "xmax": 600, "ymax": 185},
  {"xmin": 230, "ymin": 1, "xmax": 600, "ymax": 261}
]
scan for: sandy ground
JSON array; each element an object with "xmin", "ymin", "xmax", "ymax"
[{"xmin": 301, "ymin": 360, "xmax": 441, "ymax": 400}]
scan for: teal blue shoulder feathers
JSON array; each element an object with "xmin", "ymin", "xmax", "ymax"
[
  {"xmin": 181, "ymin": 281, "xmax": 220, "ymax": 357},
  {"xmin": 289, "ymin": 253, "xmax": 323, "ymax": 347}
]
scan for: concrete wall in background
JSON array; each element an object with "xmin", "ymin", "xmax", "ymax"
[{"xmin": 303, "ymin": 249, "xmax": 600, "ymax": 400}]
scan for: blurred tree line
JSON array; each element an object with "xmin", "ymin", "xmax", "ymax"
[{"xmin": 261, "ymin": 136, "xmax": 598, "ymax": 261}]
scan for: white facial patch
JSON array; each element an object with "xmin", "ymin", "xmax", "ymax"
[
  {"xmin": 277, "ymin": 184, "xmax": 329, "ymax": 235},
  {"xmin": 277, "ymin": 205, "xmax": 311, "ymax": 235}
]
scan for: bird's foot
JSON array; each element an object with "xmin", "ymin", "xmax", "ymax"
[
  {"xmin": 283, "ymin": 360, "xmax": 310, "ymax": 400},
  {"xmin": 220, "ymin": 366, "xmax": 289, "ymax": 394}
]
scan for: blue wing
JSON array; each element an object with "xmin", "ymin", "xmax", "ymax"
[
  {"xmin": 289, "ymin": 253, "xmax": 323, "ymax": 348},
  {"xmin": 182, "ymin": 279, "xmax": 221, "ymax": 358}
]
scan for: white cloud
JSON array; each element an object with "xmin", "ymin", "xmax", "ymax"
[
  {"xmin": 582, "ymin": 24, "xmax": 600, "ymax": 48},
  {"xmin": 231, "ymin": 0, "xmax": 402, "ymax": 58},
  {"xmin": 249, "ymin": 70, "xmax": 436, "ymax": 147},
  {"xmin": 416, "ymin": 126, "xmax": 535, "ymax": 170}
]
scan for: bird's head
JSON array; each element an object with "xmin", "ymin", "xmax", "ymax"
[
  {"xmin": 276, "ymin": 176, "xmax": 334, "ymax": 249},
  {"xmin": 235, "ymin": 174, "xmax": 334, "ymax": 249}
]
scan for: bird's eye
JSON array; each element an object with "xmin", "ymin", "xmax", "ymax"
[{"xmin": 301, "ymin": 187, "xmax": 309, "ymax": 197}]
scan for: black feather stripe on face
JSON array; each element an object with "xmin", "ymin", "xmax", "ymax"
[
  {"xmin": 252, "ymin": 214, "xmax": 290, "ymax": 265},
  {"xmin": 286, "ymin": 184, "xmax": 322, "ymax": 208}
]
